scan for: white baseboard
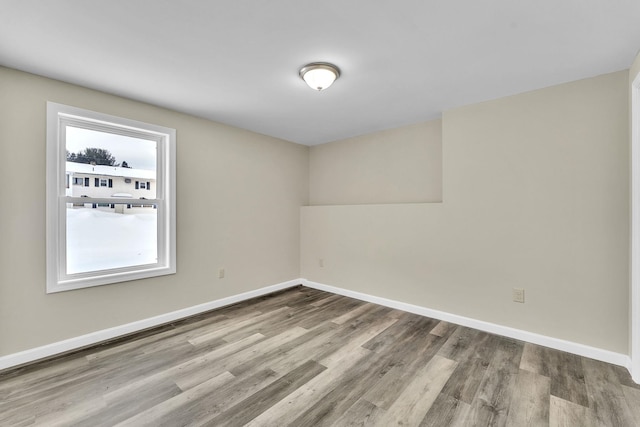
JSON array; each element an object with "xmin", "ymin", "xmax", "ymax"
[
  {"xmin": 0, "ymin": 279, "xmax": 302, "ymax": 372},
  {"xmin": 1, "ymin": 277, "xmax": 631, "ymax": 375},
  {"xmin": 302, "ymin": 279, "xmax": 631, "ymax": 370}
]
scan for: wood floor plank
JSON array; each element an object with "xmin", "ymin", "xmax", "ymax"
[
  {"xmin": 0, "ymin": 361, "xmax": 100, "ymax": 417},
  {"xmin": 0, "ymin": 394, "xmax": 38, "ymax": 427},
  {"xmin": 228, "ymin": 302, "xmax": 389, "ymax": 383},
  {"xmin": 0, "ymin": 414, "xmax": 35, "ymax": 427},
  {"xmin": 113, "ymin": 371, "xmax": 235, "ymax": 426},
  {"xmin": 243, "ymin": 347, "xmax": 371, "ymax": 427},
  {"xmin": 74, "ymin": 379, "xmax": 183, "ymax": 426},
  {"xmin": 420, "ymin": 393, "xmax": 471, "ymax": 427},
  {"xmin": 84, "ymin": 314, "xmax": 229, "ymax": 362},
  {"xmin": 0, "ymin": 353, "xmax": 92, "ymax": 398},
  {"xmin": 583, "ymin": 358, "xmax": 637, "ymax": 427},
  {"xmin": 436, "ymin": 326, "xmax": 481, "ymax": 361},
  {"xmin": 505, "ymin": 369, "xmax": 551, "ymax": 427},
  {"xmin": 296, "ymin": 297, "xmax": 366, "ymax": 330},
  {"xmin": 206, "ymin": 360, "xmax": 326, "ymax": 426},
  {"xmin": 285, "ymin": 288, "xmax": 338, "ymax": 308},
  {"xmin": 330, "ymin": 398, "xmax": 387, "ymax": 426},
  {"xmin": 308, "ymin": 305, "xmax": 396, "ymax": 364},
  {"xmin": 162, "ymin": 368, "xmax": 278, "ymax": 426},
  {"xmin": 188, "ymin": 307, "xmax": 288, "ymax": 346},
  {"xmin": 117, "ymin": 368, "xmax": 285, "ymax": 426},
  {"xmin": 520, "ymin": 343, "xmax": 589, "ymax": 407},
  {"xmin": 91, "ymin": 336, "xmax": 223, "ymax": 384},
  {"xmin": 103, "ymin": 332, "xmax": 265, "ymax": 401},
  {"xmin": 621, "ymin": 384, "xmax": 640, "ymax": 425},
  {"xmin": 438, "ymin": 329, "xmax": 499, "ymax": 404},
  {"xmin": 175, "ymin": 326, "xmax": 309, "ymax": 390},
  {"xmin": 284, "ymin": 319, "xmax": 446, "ymax": 427},
  {"xmin": 361, "ymin": 313, "xmax": 439, "ymax": 353},
  {"xmin": 463, "ymin": 337, "xmax": 523, "ymax": 426},
  {"xmin": 286, "ymin": 347, "xmax": 401, "ymax": 426},
  {"xmin": 30, "ymin": 396, "xmax": 108, "ymax": 427},
  {"xmin": 207, "ymin": 286, "xmax": 312, "ymax": 318},
  {"xmin": 310, "ymin": 293, "xmax": 343, "ymax": 307},
  {"xmin": 615, "ymin": 364, "xmax": 640, "ymax": 390},
  {"xmin": 2, "ymin": 286, "xmax": 639, "ymax": 426},
  {"xmin": 549, "ymin": 395, "xmax": 597, "ymax": 427},
  {"xmin": 226, "ymin": 322, "xmax": 339, "ymax": 378},
  {"xmin": 220, "ymin": 304, "xmax": 325, "ymax": 343},
  {"xmin": 376, "ymin": 355, "xmax": 458, "ymax": 426},
  {"xmin": 430, "ymin": 320, "xmax": 457, "ymax": 337},
  {"xmin": 331, "ymin": 301, "xmax": 376, "ymax": 325},
  {"xmin": 318, "ymin": 316, "xmax": 397, "ymax": 368},
  {"xmin": 237, "ymin": 307, "xmax": 389, "ymax": 383},
  {"xmin": 363, "ymin": 333, "xmax": 448, "ymax": 409}
]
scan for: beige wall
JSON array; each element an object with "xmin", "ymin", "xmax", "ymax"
[
  {"xmin": 309, "ymin": 120, "xmax": 442, "ymax": 205},
  {"xmin": 302, "ymin": 71, "xmax": 630, "ymax": 353},
  {"xmin": 0, "ymin": 66, "xmax": 309, "ymax": 356},
  {"xmin": 0, "ymin": 64, "xmax": 632, "ymax": 359}
]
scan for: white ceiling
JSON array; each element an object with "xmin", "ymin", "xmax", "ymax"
[{"xmin": 1, "ymin": 1, "xmax": 639, "ymax": 145}]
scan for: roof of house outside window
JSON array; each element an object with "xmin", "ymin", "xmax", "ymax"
[{"xmin": 66, "ymin": 162, "xmax": 156, "ymax": 180}]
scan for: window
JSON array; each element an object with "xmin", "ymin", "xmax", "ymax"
[
  {"xmin": 136, "ymin": 181, "xmax": 151, "ymax": 190},
  {"xmin": 46, "ymin": 102, "xmax": 176, "ymax": 293},
  {"xmin": 134, "ymin": 180, "xmax": 151, "ymax": 190}
]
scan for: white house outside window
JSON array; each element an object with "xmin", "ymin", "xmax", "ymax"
[{"xmin": 46, "ymin": 102, "xmax": 176, "ymax": 293}]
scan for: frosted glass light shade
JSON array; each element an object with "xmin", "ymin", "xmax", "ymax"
[{"xmin": 299, "ymin": 63, "xmax": 340, "ymax": 91}]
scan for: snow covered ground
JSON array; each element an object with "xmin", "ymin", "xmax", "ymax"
[{"xmin": 66, "ymin": 208, "xmax": 157, "ymax": 274}]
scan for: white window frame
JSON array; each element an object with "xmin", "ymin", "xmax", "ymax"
[{"xmin": 46, "ymin": 102, "xmax": 176, "ymax": 293}]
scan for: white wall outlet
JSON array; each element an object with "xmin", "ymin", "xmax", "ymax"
[
  {"xmin": 319, "ymin": 258, "xmax": 324, "ymax": 268},
  {"xmin": 512, "ymin": 288, "xmax": 525, "ymax": 303},
  {"xmin": 218, "ymin": 268, "xmax": 225, "ymax": 279}
]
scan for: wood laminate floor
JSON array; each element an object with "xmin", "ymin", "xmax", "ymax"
[{"xmin": 2, "ymin": 286, "xmax": 640, "ymax": 426}]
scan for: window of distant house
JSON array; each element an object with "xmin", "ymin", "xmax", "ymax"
[{"xmin": 46, "ymin": 102, "xmax": 176, "ymax": 293}]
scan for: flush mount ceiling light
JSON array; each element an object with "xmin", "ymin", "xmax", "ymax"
[{"xmin": 299, "ymin": 62, "xmax": 341, "ymax": 91}]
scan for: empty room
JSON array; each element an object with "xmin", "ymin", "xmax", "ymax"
[{"xmin": 2, "ymin": 1, "xmax": 640, "ymax": 426}]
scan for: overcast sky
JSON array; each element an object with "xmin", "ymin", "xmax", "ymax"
[{"xmin": 66, "ymin": 126, "xmax": 157, "ymax": 170}]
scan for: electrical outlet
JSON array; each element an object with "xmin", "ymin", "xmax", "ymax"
[
  {"xmin": 218, "ymin": 268, "xmax": 225, "ymax": 279},
  {"xmin": 319, "ymin": 258, "xmax": 324, "ymax": 268},
  {"xmin": 512, "ymin": 288, "xmax": 525, "ymax": 303}
]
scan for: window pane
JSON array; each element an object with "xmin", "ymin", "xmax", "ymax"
[
  {"xmin": 65, "ymin": 126, "xmax": 157, "ymax": 199},
  {"xmin": 66, "ymin": 205, "xmax": 158, "ymax": 274}
]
